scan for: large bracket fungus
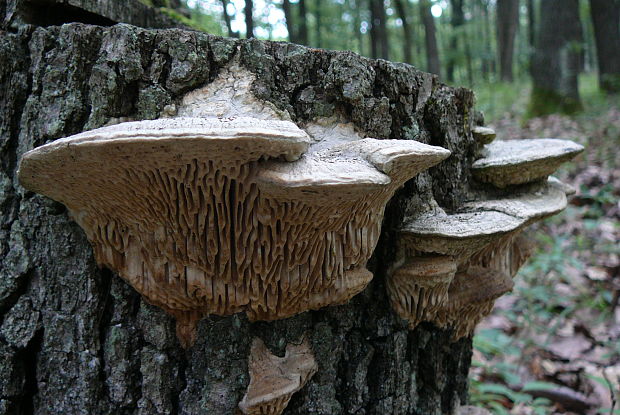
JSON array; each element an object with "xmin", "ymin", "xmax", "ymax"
[
  {"xmin": 17, "ymin": 63, "xmax": 451, "ymax": 347},
  {"xmin": 388, "ymin": 137, "xmax": 583, "ymax": 339}
]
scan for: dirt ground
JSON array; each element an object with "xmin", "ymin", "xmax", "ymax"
[{"xmin": 470, "ymin": 96, "xmax": 620, "ymax": 414}]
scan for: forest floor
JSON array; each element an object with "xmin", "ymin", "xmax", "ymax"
[{"xmin": 469, "ymin": 74, "xmax": 620, "ymax": 415}]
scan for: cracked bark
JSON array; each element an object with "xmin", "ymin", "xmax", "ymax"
[{"xmin": 1, "ymin": 13, "xmax": 478, "ymax": 415}]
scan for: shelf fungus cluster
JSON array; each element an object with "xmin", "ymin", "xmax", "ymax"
[
  {"xmin": 239, "ymin": 337, "xmax": 317, "ymax": 415},
  {"xmin": 17, "ymin": 64, "xmax": 451, "ymax": 347},
  {"xmin": 388, "ymin": 130, "xmax": 583, "ymax": 340}
]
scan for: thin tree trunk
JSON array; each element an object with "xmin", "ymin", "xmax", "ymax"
[
  {"xmin": 394, "ymin": 0, "xmax": 412, "ymax": 63},
  {"xmin": 447, "ymin": 0, "xmax": 465, "ymax": 82},
  {"xmin": 589, "ymin": 0, "xmax": 620, "ymax": 92},
  {"xmin": 496, "ymin": 0, "xmax": 520, "ymax": 82},
  {"xmin": 315, "ymin": 0, "xmax": 322, "ymax": 48},
  {"xmin": 282, "ymin": 0, "xmax": 296, "ymax": 43},
  {"xmin": 352, "ymin": 0, "xmax": 364, "ymax": 55},
  {"xmin": 369, "ymin": 0, "xmax": 389, "ymax": 60},
  {"xmin": 420, "ymin": 0, "xmax": 441, "ymax": 76},
  {"xmin": 220, "ymin": 0, "xmax": 238, "ymax": 38},
  {"xmin": 530, "ymin": 0, "xmax": 583, "ymax": 115},
  {"xmin": 298, "ymin": 0, "xmax": 308, "ymax": 45},
  {"xmin": 244, "ymin": 0, "xmax": 254, "ymax": 38},
  {"xmin": 526, "ymin": 0, "xmax": 535, "ymax": 49}
]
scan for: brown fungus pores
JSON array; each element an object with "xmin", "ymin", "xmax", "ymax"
[{"xmin": 18, "ymin": 114, "xmax": 450, "ymax": 347}]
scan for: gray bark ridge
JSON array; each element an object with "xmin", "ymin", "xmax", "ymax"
[{"xmin": 1, "ymin": 23, "xmax": 477, "ymax": 415}]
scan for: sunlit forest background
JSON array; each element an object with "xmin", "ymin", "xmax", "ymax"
[{"xmin": 158, "ymin": 1, "xmax": 618, "ymax": 413}]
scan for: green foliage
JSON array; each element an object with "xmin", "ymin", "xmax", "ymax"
[{"xmin": 527, "ymin": 87, "xmax": 583, "ymax": 118}]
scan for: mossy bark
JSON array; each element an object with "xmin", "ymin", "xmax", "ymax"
[{"xmin": 1, "ymin": 20, "xmax": 478, "ymax": 415}]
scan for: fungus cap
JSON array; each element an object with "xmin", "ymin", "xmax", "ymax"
[{"xmin": 472, "ymin": 138, "xmax": 584, "ymax": 187}]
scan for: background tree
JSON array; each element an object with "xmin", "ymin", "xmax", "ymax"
[
  {"xmin": 420, "ymin": 0, "xmax": 441, "ymax": 76},
  {"xmin": 394, "ymin": 0, "xmax": 413, "ymax": 63},
  {"xmin": 282, "ymin": 0, "xmax": 296, "ymax": 43},
  {"xmin": 244, "ymin": 0, "xmax": 254, "ymax": 38},
  {"xmin": 369, "ymin": 0, "xmax": 389, "ymax": 60},
  {"xmin": 220, "ymin": 0, "xmax": 238, "ymax": 38},
  {"xmin": 530, "ymin": 0, "xmax": 584, "ymax": 115},
  {"xmin": 589, "ymin": 0, "xmax": 620, "ymax": 93},
  {"xmin": 298, "ymin": 0, "xmax": 308, "ymax": 45},
  {"xmin": 496, "ymin": 0, "xmax": 520, "ymax": 82},
  {"xmin": 446, "ymin": 0, "xmax": 465, "ymax": 82}
]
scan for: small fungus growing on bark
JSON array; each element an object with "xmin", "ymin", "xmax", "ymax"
[
  {"xmin": 472, "ymin": 138, "xmax": 584, "ymax": 188},
  {"xmin": 238, "ymin": 337, "xmax": 317, "ymax": 415},
  {"xmin": 472, "ymin": 126, "xmax": 496, "ymax": 145}
]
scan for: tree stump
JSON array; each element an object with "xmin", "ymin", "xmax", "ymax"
[{"xmin": 1, "ymin": 8, "xmax": 580, "ymax": 415}]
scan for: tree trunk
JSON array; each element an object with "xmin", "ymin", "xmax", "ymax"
[
  {"xmin": 496, "ymin": 0, "xmax": 520, "ymax": 82},
  {"xmin": 529, "ymin": 0, "xmax": 583, "ymax": 115},
  {"xmin": 298, "ymin": 0, "xmax": 308, "ymax": 45},
  {"xmin": 244, "ymin": 0, "xmax": 254, "ymax": 38},
  {"xmin": 526, "ymin": 0, "xmax": 535, "ymax": 49},
  {"xmin": 589, "ymin": 0, "xmax": 620, "ymax": 93},
  {"xmin": 420, "ymin": 0, "xmax": 441, "ymax": 77},
  {"xmin": 220, "ymin": 0, "xmax": 238, "ymax": 38},
  {"xmin": 0, "ymin": 4, "xmax": 482, "ymax": 415},
  {"xmin": 282, "ymin": 0, "xmax": 296, "ymax": 43},
  {"xmin": 315, "ymin": 0, "xmax": 322, "ymax": 48},
  {"xmin": 394, "ymin": 0, "xmax": 412, "ymax": 64},
  {"xmin": 447, "ymin": 0, "xmax": 465, "ymax": 83},
  {"xmin": 369, "ymin": 0, "xmax": 389, "ymax": 60}
]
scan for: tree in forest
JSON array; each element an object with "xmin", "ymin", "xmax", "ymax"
[
  {"xmin": 369, "ymin": 0, "xmax": 389, "ymax": 59},
  {"xmin": 394, "ymin": 0, "xmax": 413, "ymax": 64},
  {"xmin": 446, "ymin": 0, "xmax": 465, "ymax": 82},
  {"xmin": 420, "ymin": 0, "xmax": 441, "ymax": 77},
  {"xmin": 245, "ymin": 0, "xmax": 254, "ymax": 38},
  {"xmin": 282, "ymin": 0, "xmax": 297, "ymax": 43},
  {"xmin": 220, "ymin": 0, "xmax": 238, "ymax": 38},
  {"xmin": 496, "ymin": 0, "xmax": 520, "ymax": 82},
  {"xmin": 589, "ymin": 0, "xmax": 620, "ymax": 93},
  {"xmin": 298, "ymin": 0, "xmax": 308, "ymax": 45},
  {"xmin": 529, "ymin": 0, "xmax": 584, "ymax": 115},
  {"xmin": 315, "ymin": 0, "xmax": 322, "ymax": 48}
]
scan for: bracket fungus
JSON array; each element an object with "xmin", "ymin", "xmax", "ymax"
[
  {"xmin": 239, "ymin": 337, "xmax": 317, "ymax": 415},
  {"xmin": 386, "ymin": 256, "xmax": 457, "ymax": 329},
  {"xmin": 472, "ymin": 138, "xmax": 584, "ymax": 188},
  {"xmin": 17, "ymin": 63, "xmax": 451, "ymax": 347},
  {"xmin": 388, "ymin": 136, "xmax": 583, "ymax": 339}
]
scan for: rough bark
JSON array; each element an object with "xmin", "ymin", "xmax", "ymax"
[
  {"xmin": 529, "ymin": 0, "xmax": 584, "ymax": 115},
  {"xmin": 3, "ymin": 0, "xmax": 190, "ymax": 29},
  {"xmin": 589, "ymin": 0, "xmax": 620, "ymax": 93},
  {"xmin": 1, "ymin": 6, "xmax": 481, "ymax": 415},
  {"xmin": 420, "ymin": 0, "xmax": 441, "ymax": 77},
  {"xmin": 496, "ymin": 0, "xmax": 520, "ymax": 82}
]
